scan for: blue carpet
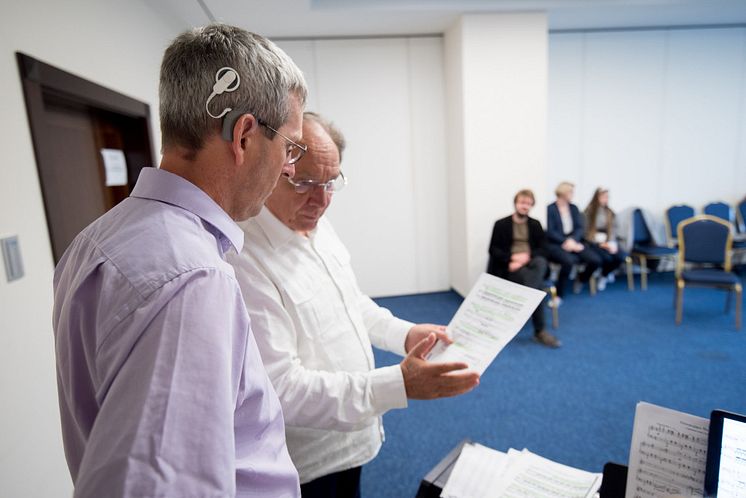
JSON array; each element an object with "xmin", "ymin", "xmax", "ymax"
[{"xmin": 362, "ymin": 272, "xmax": 746, "ymax": 497}]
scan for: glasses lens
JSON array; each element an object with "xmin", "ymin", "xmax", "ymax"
[
  {"xmin": 287, "ymin": 146, "xmax": 301, "ymax": 165},
  {"xmin": 329, "ymin": 174, "xmax": 346, "ymax": 193}
]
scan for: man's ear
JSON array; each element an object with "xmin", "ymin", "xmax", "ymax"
[{"xmin": 230, "ymin": 113, "xmax": 260, "ymax": 166}]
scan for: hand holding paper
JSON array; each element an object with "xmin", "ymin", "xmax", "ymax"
[
  {"xmin": 427, "ymin": 273, "xmax": 546, "ymax": 375},
  {"xmin": 405, "ymin": 323, "xmax": 452, "ymax": 353},
  {"xmin": 400, "ymin": 333, "xmax": 480, "ymax": 400}
]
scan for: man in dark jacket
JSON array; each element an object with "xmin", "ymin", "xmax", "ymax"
[{"xmin": 487, "ymin": 189, "xmax": 560, "ymax": 348}]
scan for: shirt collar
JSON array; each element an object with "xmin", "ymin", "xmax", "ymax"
[
  {"xmin": 251, "ymin": 206, "xmax": 315, "ymax": 251},
  {"xmin": 130, "ymin": 167, "xmax": 244, "ymax": 254}
]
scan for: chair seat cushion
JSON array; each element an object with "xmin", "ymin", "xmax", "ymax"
[
  {"xmin": 633, "ymin": 245, "xmax": 677, "ymax": 256},
  {"xmin": 681, "ymin": 269, "xmax": 740, "ymax": 285}
]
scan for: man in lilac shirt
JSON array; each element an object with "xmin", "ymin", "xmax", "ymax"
[{"xmin": 53, "ymin": 24, "xmax": 307, "ymax": 497}]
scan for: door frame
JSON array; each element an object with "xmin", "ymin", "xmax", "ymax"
[{"xmin": 16, "ymin": 52, "xmax": 156, "ymax": 262}]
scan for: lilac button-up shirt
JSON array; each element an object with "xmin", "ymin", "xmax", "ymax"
[{"xmin": 53, "ymin": 167, "xmax": 299, "ymax": 498}]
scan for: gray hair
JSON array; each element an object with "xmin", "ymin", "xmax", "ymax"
[
  {"xmin": 159, "ymin": 23, "xmax": 307, "ymax": 155},
  {"xmin": 303, "ymin": 112, "xmax": 346, "ymax": 163}
]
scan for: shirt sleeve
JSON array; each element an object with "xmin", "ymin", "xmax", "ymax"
[
  {"xmin": 357, "ymin": 294, "xmax": 412, "ymax": 357},
  {"xmin": 488, "ymin": 219, "xmax": 512, "ymax": 265},
  {"xmin": 74, "ymin": 269, "xmax": 244, "ymax": 498},
  {"xmin": 232, "ymin": 255, "xmax": 408, "ymax": 433},
  {"xmin": 546, "ymin": 205, "xmax": 566, "ymax": 244}
]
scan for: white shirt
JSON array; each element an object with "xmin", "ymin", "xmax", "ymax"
[
  {"xmin": 227, "ymin": 207, "xmax": 411, "ymax": 483},
  {"xmin": 560, "ymin": 205, "xmax": 574, "ymax": 236}
]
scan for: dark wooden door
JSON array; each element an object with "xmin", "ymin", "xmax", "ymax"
[{"xmin": 17, "ymin": 53, "xmax": 154, "ymax": 263}]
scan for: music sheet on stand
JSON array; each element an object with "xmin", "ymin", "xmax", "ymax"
[
  {"xmin": 492, "ymin": 449, "xmax": 602, "ymax": 498},
  {"xmin": 441, "ymin": 446, "xmax": 602, "ymax": 498},
  {"xmin": 440, "ymin": 443, "xmax": 508, "ymax": 498},
  {"xmin": 625, "ymin": 401, "xmax": 709, "ymax": 498},
  {"xmin": 427, "ymin": 273, "xmax": 545, "ymax": 375}
]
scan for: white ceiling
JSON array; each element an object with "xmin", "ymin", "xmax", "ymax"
[{"xmin": 150, "ymin": 0, "xmax": 746, "ymax": 38}]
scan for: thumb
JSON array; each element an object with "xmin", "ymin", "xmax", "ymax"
[{"xmin": 408, "ymin": 333, "xmax": 436, "ymax": 359}]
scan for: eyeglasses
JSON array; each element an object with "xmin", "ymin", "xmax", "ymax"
[
  {"xmin": 258, "ymin": 119, "xmax": 307, "ymax": 165},
  {"xmin": 286, "ymin": 171, "xmax": 347, "ymax": 194}
]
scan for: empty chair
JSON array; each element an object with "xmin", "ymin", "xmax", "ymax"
[
  {"xmin": 703, "ymin": 201, "xmax": 746, "ymax": 256},
  {"xmin": 675, "ymin": 215, "xmax": 742, "ymax": 329},
  {"xmin": 704, "ymin": 201, "xmax": 733, "ymax": 223},
  {"xmin": 737, "ymin": 199, "xmax": 746, "ymax": 234},
  {"xmin": 733, "ymin": 200, "xmax": 746, "ymax": 266},
  {"xmin": 630, "ymin": 208, "xmax": 677, "ymax": 290},
  {"xmin": 664, "ymin": 204, "xmax": 695, "ymax": 247}
]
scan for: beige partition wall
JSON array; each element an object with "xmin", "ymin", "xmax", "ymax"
[{"xmin": 445, "ymin": 13, "xmax": 549, "ymax": 295}]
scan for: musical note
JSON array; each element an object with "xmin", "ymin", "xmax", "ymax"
[{"xmin": 625, "ymin": 402, "xmax": 709, "ymax": 498}]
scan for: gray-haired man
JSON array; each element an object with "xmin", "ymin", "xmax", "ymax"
[
  {"xmin": 53, "ymin": 24, "xmax": 306, "ymax": 497},
  {"xmin": 229, "ymin": 113, "xmax": 480, "ymax": 498}
]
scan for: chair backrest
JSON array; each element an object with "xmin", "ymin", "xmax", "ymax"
[
  {"xmin": 677, "ymin": 215, "xmax": 732, "ymax": 269},
  {"xmin": 737, "ymin": 200, "xmax": 746, "ymax": 234},
  {"xmin": 703, "ymin": 202, "xmax": 734, "ymax": 224},
  {"xmin": 632, "ymin": 208, "xmax": 652, "ymax": 245},
  {"xmin": 665, "ymin": 204, "xmax": 695, "ymax": 243}
]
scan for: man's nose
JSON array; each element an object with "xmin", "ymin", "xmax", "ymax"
[{"xmin": 282, "ymin": 163, "xmax": 296, "ymax": 179}]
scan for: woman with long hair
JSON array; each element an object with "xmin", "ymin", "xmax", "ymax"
[{"xmin": 584, "ymin": 187, "xmax": 625, "ymax": 290}]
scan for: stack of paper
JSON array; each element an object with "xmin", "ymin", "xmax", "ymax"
[{"xmin": 441, "ymin": 444, "xmax": 602, "ymax": 498}]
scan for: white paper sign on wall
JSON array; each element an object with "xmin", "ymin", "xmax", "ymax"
[{"xmin": 100, "ymin": 148, "xmax": 128, "ymax": 187}]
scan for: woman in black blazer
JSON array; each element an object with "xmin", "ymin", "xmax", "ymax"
[{"xmin": 545, "ymin": 182, "xmax": 601, "ymax": 299}]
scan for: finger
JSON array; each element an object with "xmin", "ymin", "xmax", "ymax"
[
  {"xmin": 408, "ymin": 333, "xmax": 436, "ymax": 358},
  {"xmin": 433, "ymin": 330, "xmax": 453, "ymax": 345},
  {"xmin": 422, "ymin": 323, "xmax": 447, "ymax": 334},
  {"xmin": 421, "ymin": 361, "xmax": 470, "ymax": 375},
  {"xmin": 430, "ymin": 373, "xmax": 481, "ymax": 398},
  {"xmin": 438, "ymin": 380, "xmax": 480, "ymax": 398}
]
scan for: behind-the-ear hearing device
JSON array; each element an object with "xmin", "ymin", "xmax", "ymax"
[
  {"xmin": 221, "ymin": 109, "xmax": 245, "ymax": 141},
  {"xmin": 205, "ymin": 67, "xmax": 241, "ymax": 119}
]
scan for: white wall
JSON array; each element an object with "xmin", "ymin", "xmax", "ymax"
[
  {"xmin": 548, "ymin": 27, "xmax": 746, "ymax": 219},
  {"xmin": 0, "ymin": 1, "xmax": 182, "ymax": 496},
  {"xmin": 277, "ymin": 37, "xmax": 450, "ymax": 297},
  {"xmin": 445, "ymin": 13, "xmax": 549, "ymax": 295}
]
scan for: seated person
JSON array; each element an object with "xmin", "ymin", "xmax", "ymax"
[
  {"xmin": 487, "ymin": 189, "xmax": 560, "ymax": 348},
  {"xmin": 228, "ymin": 112, "xmax": 480, "ymax": 498},
  {"xmin": 584, "ymin": 187, "xmax": 626, "ymax": 290},
  {"xmin": 546, "ymin": 181, "xmax": 601, "ymax": 299}
]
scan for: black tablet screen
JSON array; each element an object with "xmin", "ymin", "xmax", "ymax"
[{"xmin": 704, "ymin": 410, "xmax": 746, "ymax": 497}]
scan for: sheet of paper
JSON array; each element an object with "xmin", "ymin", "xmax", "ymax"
[
  {"xmin": 427, "ymin": 272, "xmax": 545, "ymax": 374},
  {"xmin": 625, "ymin": 401, "xmax": 709, "ymax": 498},
  {"xmin": 440, "ymin": 443, "xmax": 508, "ymax": 498},
  {"xmin": 100, "ymin": 148, "xmax": 128, "ymax": 186},
  {"xmin": 490, "ymin": 448, "xmax": 602, "ymax": 498}
]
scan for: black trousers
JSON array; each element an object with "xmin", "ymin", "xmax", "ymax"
[
  {"xmin": 588, "ymin": 244, "xmax": 626, "ymax": 277},
  {"xmin": 301, "ymin": 466, "xmax": 362, "ymax": 498},
  {"xmin": 506, "ymin": 256, "xmax": 547, "ymax": 333},
  {"xmin": 545, "ymin": 243, "xmax": 601, "ymax": 297}
]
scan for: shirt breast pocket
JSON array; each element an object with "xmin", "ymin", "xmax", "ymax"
[{"xmin": 283, "ymin": 277, "xmax": 338, "ymax": 342}]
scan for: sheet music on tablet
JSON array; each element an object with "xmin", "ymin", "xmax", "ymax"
[
  {"xmin": 427, "ymin": 273, "xmax": 545, "ymax": 375},
  {"xmin": 625, "ymin": 402, "xmax": 709, "ymax": 498}
]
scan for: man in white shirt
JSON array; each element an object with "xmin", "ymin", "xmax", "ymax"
[{"xmin": 228, "ymin": 112, "xmax": 480, "ymax": 498}]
